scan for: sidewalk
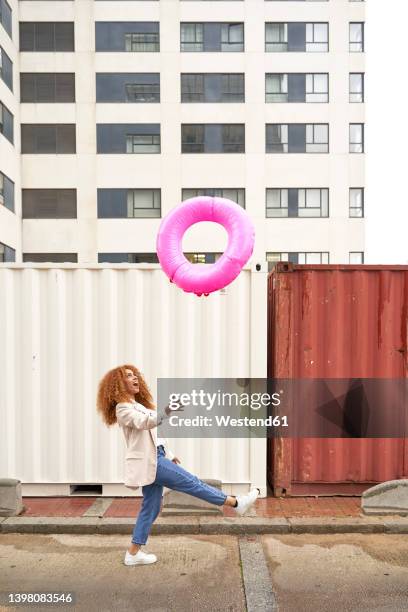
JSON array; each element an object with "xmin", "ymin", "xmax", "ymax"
[
  {"xmin": 18, "ymin": 495, "xmax": 362, "ymax": 518},
  {"xmin": 1, "ymin": 496, "xmax": 408, "ymax": 535}
]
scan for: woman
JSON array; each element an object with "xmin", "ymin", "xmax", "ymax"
[{"xmin": 97, "ymin": 364, "xmax": 260, "ymax": 566}]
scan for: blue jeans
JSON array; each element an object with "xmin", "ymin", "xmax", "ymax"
[{"xmin": 132, "ymin": 445, "xmax": 228, "ymax": 545}]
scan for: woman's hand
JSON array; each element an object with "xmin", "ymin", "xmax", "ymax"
[{"xmin": 172, "ymin": 456, "xmax": 181, "ymax": 465}]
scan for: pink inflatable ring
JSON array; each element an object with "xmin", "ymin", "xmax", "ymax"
[{"xmin": 156, "ymin": 196, "xmax": 255, "ymax": 296}]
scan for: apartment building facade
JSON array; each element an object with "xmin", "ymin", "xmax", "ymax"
[{"xmin": 0, "ymin": 0, "xmax": 365, "ymax": 269}]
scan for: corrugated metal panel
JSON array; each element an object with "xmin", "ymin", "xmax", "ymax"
[
  {"xmin": 268, "ymin": 264, "xmax": 408, "ymax": 496},
  {"xmin": 0, "ymin": 264, "xmax": 268, "ymax": 496}
]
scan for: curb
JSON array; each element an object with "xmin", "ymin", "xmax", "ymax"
[{"xmin": 2, "ymin": 515, "xmax": 408, "ymax": 535}]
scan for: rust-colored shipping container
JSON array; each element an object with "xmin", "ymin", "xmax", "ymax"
[{"xmin": 267, "ymin": 263, "xmax": 408, "ymax": 496}]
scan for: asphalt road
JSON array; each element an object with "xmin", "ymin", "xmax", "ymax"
[
  {"xmin": 0, "ymin": 534, "xmax": 245, "ymax": 612},
  {"xmin": 1, "ymin": 533, "xmax": 408, "ymax": 611},
  {"xmin": 263, "ymin": 534, "xmax": 408, "ymax": 612}
]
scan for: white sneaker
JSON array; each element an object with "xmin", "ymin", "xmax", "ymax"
[
  {"xmin": 234, "ymin": 488, "xmax": 260, "ymax": 516},
  {"xmin": 124, "ymin": 549, "xmax": 157, "ymax": 566}
]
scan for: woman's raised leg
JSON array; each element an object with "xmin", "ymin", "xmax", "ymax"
[{"xmin": 155, "ymin": 455, "xmax": 227, "ymax": 506}]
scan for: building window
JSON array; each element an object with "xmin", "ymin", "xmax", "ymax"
[
  {"xmin": 19, "ymin": 22, "xmax": 75, "ymax": 52},
  {"xmin": 96, "ymin": 74, "xmax": 160, "ymax": 103},
  {"xmin": 349, "ymin": 23, "xmax": 364, "ymax": 52},
  {"xmin": 182, "ymin": 124, "xmax": 245, "ymax": 153},
  {"xmin": 306, "ymin": 23, "xmax": 328, "ymax": 52},
  {"xmin": 97, "ymin": 124, "xmax": 160, "ymax": 154},
  {"xmin": 221, "ymin": 23, "xmax": 244, "ymax": 51},
  {"xmin": 349, "ymin": 73, "xmax": 364, "ymax": 103},
  {"xmin": 349, "ymin": 188, "xmax": 364, "ymax": 217},
  {"xmin": 266, "ymin": 124, "xmax": 328, "ymax": 153},
  {"xmin": 98, "ymin": 253, "xmax": 159, "ymax": 263},
  {"xmin": 126, "ymin": 134, "xmax": 160, "ymax": 153},
  {"xmin": 266, "ymin": 251, "xmax": 329, "ymax": 270},
  {"xmin": 181, "ymin": 23, "xmax": 244, "ymax": 52},
  {"xmin": 20, "ymin": 73, "xmax": 75, "ymax": 103},
  {"xmin": 127, "ymin": 189, "xmax": 161, "ymax": 218},
  {"xmin": 306, "ymin": 124, "xmax": 329, "ymax": 153},
  {"xmin": 23, "ymin": 253, "xmax": 78, "ymax": 263},
  {"xmin": 181, "ymin": 74, "xmax": 204, "ymax": 101},
  {"xmin": 266, "ymin": 188, "xmax": 329, "ymax": 218},
  {"xmin": 182, "ymin": 188, "xmax": 245, "ymax": 208},
  {"xmin": 0, "ymin": 46, "xmax": 13, "ymax": 91},
  {"xmin": 22, "ymin": 189, "xmax": 77, "ymax": 218},
  {"xmin": 0, "ymin": 241, "xmax": 15, "ymax": 262},
  {"xmin": 100, "ymin": 253, "xmax": 222, "ymax": 265},
  {"xmin": 306, "ymin": 74, "xmax": 328, "ymax": 102},
  {"xmin": 222, "ymin": 124, "xmax": 245, "ymax": 152},
  {"xmin": 221, "ymin": 74, "xmax": 244, "ymax": 101},
  {"xmin": 182, "ymin": 125, "xmax": 205, "ymax": 153},
  {"xmin": 0, "ymin": 101, "xmax": 13, "ymax": 144},
  {"xmin": 185, "ymin": 253, "xmax": 222, "ymax": 264},
  {"xmin": 0, "ymin": 171, "xmax": 14, "ymax": 212},
  {"xmin": 180, "ymin": 23, "xmax": 204, "ymax": 51},
  {"xmin": 98, "ymin": 188, "xmax": 161, "ymax": 218},
  {"xmin": 125, "ymin": 82, "xmax": 159, "ymax": 103},
  {"xmin": 181, "ymin": 73, "xmax": 244, "ymax": 103},
  {"xmin": 349, "ymin": 123, "xmax": 364, "ymax": 153},
  {"xmin": 21, "ymin": 124, "xmax": 76, "ymax": 153},
  {"xmin": 265, "ymin": 22, "xmax": 328, "ymax": 53},
  {"xmin": 266, "ymin": 189, "xmax": 288, "ymax": 217},
  {"xmin": 95, "ymin": 22, "xmax": 160, "ymax": 52},
  {"xmin": 265, "ymin": 74, "xmax": 288, "ymax": 102},
  {"xmin": 125, "ymin": 32, "xmax": 159, "ymax": 52},
  {"xmin": 266, "ymin": 73, "xmax": 328, "ymax": 103},
  {"xmin": 265, "ymin": 23, "xmax": 288, "ymax": 52},
  {"xmin": 0, "ymin": 0, "xmax": 12, "ymax": 39},
  {"xmin": 349, "ymin": 252, "xmax": 364, "ymax": 264},
  {"xmin": 266, "ymin": 124, "xmax": 288, "ymax": 153}
]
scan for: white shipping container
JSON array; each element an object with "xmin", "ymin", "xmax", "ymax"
[{"xmin": 0, "ymin": 264, "xmax": 268, "ymax": 497}]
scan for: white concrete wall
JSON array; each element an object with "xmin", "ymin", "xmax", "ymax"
[{"xmin": 15, "ymin": 0, "xmax": 365, "ymax": 263}]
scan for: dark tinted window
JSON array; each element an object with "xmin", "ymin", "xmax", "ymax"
[
  {"xmin": 0, "ymin": 171, "xmax": 14, "ymax": 212},
  {"xmin": 19, "ymin": 22, "xmax": 74, "ymax": 52},
  {"xmin": 0, "ymin": 101, "xmax": 13, "ymax": 143},
  {"xmin": 23, "ymin": 253, "xmax": 78, "ymax": 263},
  {"xmin": 95, "ymin": 22, "xmax": 159, "ymax": 52},
  {"xmin": 182, "ymin": 188, "xmax": 245, "ymax": 208},
  {"xmin": 98, "ymin": 188, "xmax": 161, "ymax": 218},
  {"xmin": 181, "ymin": 124, "xmax": 245, "ymax": 153},
  {"xmin": 96, "ymin": 124, "xmax": 160, "ymax": 153},
  {"xmin": 96, "ymin": 73, "xmax": 159, "ymax": 102},
  {"xmin": 21, "ymin": 124, "xmax": 76, "ymax": 153},
  {"xmin": 181, "ymin": 73, "xmax": 244, "ymax": 102},
  {"xmin": 20, "ymin": 73, "xmax": 75, "ymax": 102},
  {"xmin": 98, "ymin": 253, "xmax": 159, "ymax": 263},
  {"xmin": 0, "ymin": 0, "xmax": 12, "ymax": 38},
  {"xmin": 22, "ymin": 189, "xmax": 77, "ymax": 218},
  {"xmin": 0, "ymin": 46, "xmax": 13, "ymax": 90},
  {"xmin": 0, "ymin": 241, "xmax": 15, "ymax": 262}
]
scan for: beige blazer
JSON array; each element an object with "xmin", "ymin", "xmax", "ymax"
[{"xmin": 116, "ymin": 401, "xmax": 174, "ymax": 489}]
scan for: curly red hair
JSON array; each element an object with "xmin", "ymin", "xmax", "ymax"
[{"xmin": 96, "ymin": 364, "xmax": 155, "ymax": 427}]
